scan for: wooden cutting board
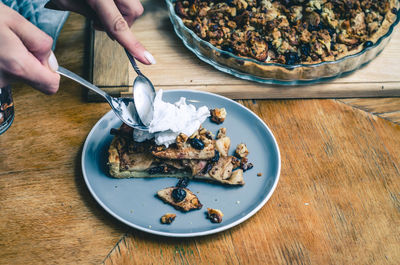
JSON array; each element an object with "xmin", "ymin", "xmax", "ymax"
[{"xmin": 87, "ymin": 0, "xmax": 400, "ymax": 101}]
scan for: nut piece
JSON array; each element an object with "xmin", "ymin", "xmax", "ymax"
[
  {"xmin": 216, "ymin": 128, "xmax": 227, "ymax": 139},
  {"xmin": 176, "ymin": 133, "xmax": 189, "ymax": 148},
  {"xmin": 207, "ymin": 208, "xmax": 223, "ymax": 223},
  {"xmin": 215, "ymin": 136, "xmax": 230, "ymax": 157},
  {"xmin": 235, "ymin": 143, "xmax": 249, "ymax": 158},
  {"xmin": 210, "ymin": 108, "xmax": 227, "ymax": 124},
  {"xmin": 160, "ymin": 213, "xmax": 176, "ymax": 224}
]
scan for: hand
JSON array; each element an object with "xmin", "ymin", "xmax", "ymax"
[
  {"xmin": 48, "ymin": 0, "xmax": 156, "ymax": 65},
  {"xmin": 0, "ymin": 3, "xmax": 60, "ymax": 94}
]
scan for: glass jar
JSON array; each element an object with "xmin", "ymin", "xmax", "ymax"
[{"xmin": 0, "ymin": 85, "xmax": 14, "ymax": 135}]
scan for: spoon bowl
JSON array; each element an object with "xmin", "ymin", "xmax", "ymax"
[
  {"xmin": 56, "ymin": 66, "xmax": 148, "ymax": 130},
  {"xmin": 124, "ymin": 49, "xmax": 156, "ymax": 127},
  {"xmin": 133, "ymin": 75, "xmax": 155, "ymax": 126}
]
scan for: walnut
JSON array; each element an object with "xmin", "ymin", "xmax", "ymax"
[
  {"xmin": 175, "ymin": 2, "xmax": 188, "ymax": 18},
  {"xmin": 160, "ymin": 213, "xmax": 176, "ymax": 224},
  {"xmin": 235, "ymin": 143, "xmax": 249, "ymax": 158},
  {"xmin": 207, "ymin": 208, "xmax": 223, "ymax": 223},
  {"xmin": 216, "ymin": 128, "xmax": 227, "ymax": 139},
  {"xmin": 210, "ymin": 108, "xmax": 227, "ymax": 124},
  {"xmin": 215, "ymin": 136, "xmax": 230, "ymax": 157},
  {"xmin": 200, "ymin": 135, "xmax": 212, "ymax": 146},
  {"xmin": 176, "ymin": 133, "xmax": 189, "ymax": 148},
  {"xmin": 300, "ymin": 29, "xmax": 312, "ymax": 43},
  {"xmin": 199, "ymin": 127, "xmax": 207, "ymax": 135},
  {"xmin": 231, "ymin": 156, "xmax": 241, "ymax": 169}
]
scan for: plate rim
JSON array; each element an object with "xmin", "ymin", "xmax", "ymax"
[{"xmin": 81, "ymin": 89, "xmax": 281, "ymax": 237}]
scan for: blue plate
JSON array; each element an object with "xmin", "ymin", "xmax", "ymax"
[{"xmin": 82, "ymin": 90, "xmax": 280, "ymax": 237}]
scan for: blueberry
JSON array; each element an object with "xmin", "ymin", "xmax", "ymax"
[
  {"xmin": 211, "ymin": 24, "xmax": 219, "ymax": 31},
  {"xmin": 285, "ymin": 52, "xmax": 300, "ymax": 65},
  {"xmin": 364, "ymin": 41, "xmax": 374, "ymax": 48},
  {"xmin": 189, "ymin": 138, "xmax": 205, "ymax": 150},
  {"xmin": 172, "ymin": 188, "xmax": 186, "ymax": 202},
  {"xmin": 280, "ymin": 0, "xmax": 291, "ymax": 6},
  {"xmin": 225, "ymin": 0, "xmax": 235, "ymax": 7},
  {"xmin": 241, "ymin": 163, "xmax": 254, "ymax": 172},
  {"xmin": 326, "ymin": 27, "xmax": 336, "ymax": 37},
  {"xmin": 222, "ymin": 45, "xmax": 234, "ymax": 53},
  {"xmin": 211, "ymin": 150, "xmax": 220, "ymax": 163},
  {"xmin": 392, "ymin": 8, "xmax": 397, "ymax": 14},
  {"xmin": 331, "ymin": 42, "xmax": 336, "ymax": 51},
  {"xmin": 221, "ymin": 45, "xmax": 234, "ymax": 58},
  {"xmin": 176, "ymin": 177, "xmax": 189, "ymax": 188},
  {"xmin": 300, "ymin": 44, "xmax": 310, "ymax": 57},
  {"xmin": 148, "ymin": 166, "xmax": 167, "ymax": 175},
  {"xmin": 308, "ymin": 24, "xmax": 320, "ymax": 32},
  {"xmin": 202, "ymin": 163, "xmax": 213, "ymax": 174}
]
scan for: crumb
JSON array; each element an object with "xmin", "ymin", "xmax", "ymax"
[
  {"xmin": 236, "ymin": 200, "xmax": 240, "ymax": 204},
  {"xmin": 160, "ymin": 213, "xmax": 176, "ymax": 224},
  {"xmin": 210, "ymin": 108, "xmax": 227, "ymax": 124},
  {"xmin": 207, "ymin": 208, "xmax": 223, "ymax": 223},
  {"xmin": 257, "ymin": 173, "xmax": 262, "ymax": 177},
  {"xmin": 148, "ymin": 225, "xmax": 152, "ymax": 228},
  {"xmin": 130, "ymin": 210, "xmax": 134, "ymax": 214}
]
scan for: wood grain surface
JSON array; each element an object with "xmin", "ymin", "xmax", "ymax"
[
  {"xmin": 103, "ymin": 99, "xmax": 400, "ymax": 265},
  {"xmin": 0, "ymin": 11, "xmax": 399, "ymax": 265},
  {"xmin": 89, "ymin": 0, "xmax": 400, "ymax": 100}
]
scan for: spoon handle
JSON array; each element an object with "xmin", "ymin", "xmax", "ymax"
[
  {"xmin": 57, "ymin": 66, "xmax": 110, "ymax": 101},
  {"xmin": 124, "ymin": 48, "xmax": 143, "ymax": 76}
]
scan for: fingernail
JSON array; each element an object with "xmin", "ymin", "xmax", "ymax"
[
  {"xmin": 144, "ymin": 51, "xmax": 156, "ymax": 65},
  {"xmin": 48, "ymin": 51, "xmax": 59, "ymax": 72}
]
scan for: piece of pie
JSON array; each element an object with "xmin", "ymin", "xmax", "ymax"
[
  {"xmin": 157, "ymin": 187, "xmax": 203, "ymax": 212},
  {"xmin": 107, "ymin": 123, "xmax": 247, "ymax": 185}
]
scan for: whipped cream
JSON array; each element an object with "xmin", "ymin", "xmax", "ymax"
[{"xmin": 133, "ymin": 89, "xmax": 209, "ymax": 146}]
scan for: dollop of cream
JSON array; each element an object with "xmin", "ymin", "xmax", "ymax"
[{"xmin": 133, "ymin": 89, "xmax": 209, "ymax": 146}]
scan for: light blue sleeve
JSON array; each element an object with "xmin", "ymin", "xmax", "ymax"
[{"xmin": 1, "ymin": 0, "xmax": 69, "ymax": 50}]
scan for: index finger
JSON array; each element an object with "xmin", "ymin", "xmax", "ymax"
[{"xmin": 87, "ymin": 0, "xmax": 155, "ymax": 65}]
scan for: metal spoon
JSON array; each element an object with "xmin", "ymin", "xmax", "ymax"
[
  {"xmin": 56, "ymin": 66, "xmax": 148, "ymax": 130},
  {"xmin": 124, "ymin": 49, "xmax": 156, "ymax": 127}
]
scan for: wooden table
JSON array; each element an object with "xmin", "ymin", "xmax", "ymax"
[{"xmin": 1, "ymin": 12, "xmax": 399, "ymax": 265}]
